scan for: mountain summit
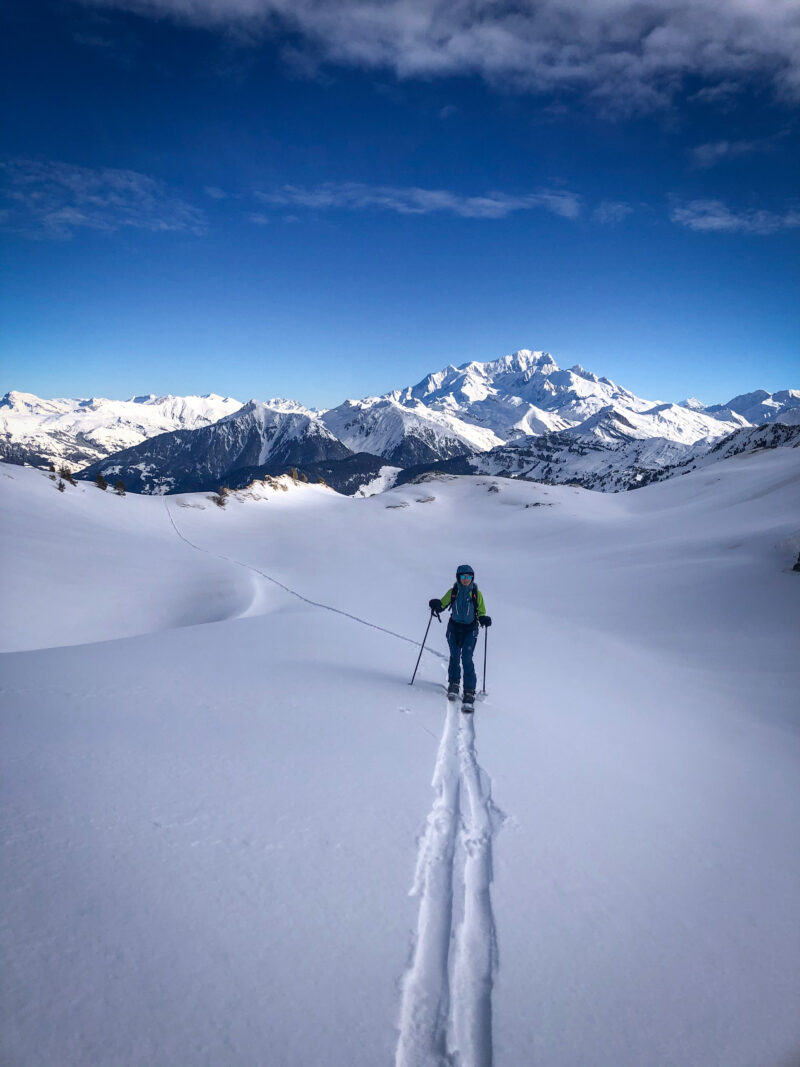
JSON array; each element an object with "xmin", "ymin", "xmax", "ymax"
[{"xmin": 325, "ymin": 349, "xmax": 747, "ymax": 459}]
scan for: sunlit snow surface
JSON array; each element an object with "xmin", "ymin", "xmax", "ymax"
[{"xmin": 1, "ymin": 454, "xmax": 799, "ymax": 1067}]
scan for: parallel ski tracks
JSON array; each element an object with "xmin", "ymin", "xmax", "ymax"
[
  {"xmin": 165, "ymin": 503, "xmax": 499, "ymax": 1062},
  {"xmin": 396, "ymin": 703, "xmax": 501, "ymax": 1067}
]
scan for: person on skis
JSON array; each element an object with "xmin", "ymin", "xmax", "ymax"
[{"xmin": 428, "ymin": 564, "xmax": 492, "ymax": 709}]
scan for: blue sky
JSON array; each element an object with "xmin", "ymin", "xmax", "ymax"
[{"xmin": 2, "ymin": 0, "xmax": 798, "ymax": 408}]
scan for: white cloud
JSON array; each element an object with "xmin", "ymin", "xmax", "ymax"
[
  {"xmin": 592, "ymin": 201, "xmax": 635, "ymax": 225},
  {"xmin": 0, "ymin": 159, "xmax": 206, "ymax": 239},
  {"xmin": 671, "ymin": 198, "xmax": 800, "ymax": 235},
  {"xmin": 688, "ymin": 80, "xmax": 740, "ymax": 106},
  {"xmin": 85, "ymin": 0, "xmax": 800, "ymax": 111},
  {"xmin": 689, "ymin": 135, "xmax": 784, "ymax": 169},
  {"xmin": 254, "ymin": 182, "xmax": 582, "ymax": 220}
]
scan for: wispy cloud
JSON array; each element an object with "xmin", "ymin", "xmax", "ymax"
[
  {"xmin": 688, "ymin": 80, "xmax": 740, "ymax": 106},
  {"xmin": 254, "ymin": 182, "xmax": 582, "ymax": 220},
  {"xmin": 86, "ymin": 0, "xmax": 800, "ymax": 111},
  {"xmin": 671, "ymin": 199, "xmax": 800, "ymax": 235},
  {"xmin": 593, "ymin": 201, "xmax": 635, "ymax": 225},
  {"xmin": 0, "ymin": 159, "xmax": 206, "ymax": 239},
  {"xmin": 690, "ymin": 134, "xmax": 786, "ymax": 169}
]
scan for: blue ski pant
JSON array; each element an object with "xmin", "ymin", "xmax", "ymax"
[{"xmin": 447, "ymin": 622, "xmax": 478, "ymax": 691}]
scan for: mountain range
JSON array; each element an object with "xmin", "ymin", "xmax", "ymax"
[
  {"xmin": 3, "ymin": 350, "xmax": 798, "ymax": 494},
  {"xmin": 0, "ymin": 390, "xmax": 243, "ymax": 469}
]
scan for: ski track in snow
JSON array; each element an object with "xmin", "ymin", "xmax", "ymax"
[
  {"xmin": 164, "ymin": 500, "xmax": 445, "ymax": 660},
  {"xmin": 396, "ymin": 702, "xmax": 500, "ymax": 1067},
  {"xmin": 165, "ymin": 501, "xmax": 500, "ymax": 1063}
]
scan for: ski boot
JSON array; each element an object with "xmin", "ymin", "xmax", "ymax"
[
  {"xmin": 447, "ymin": 681, "xmax": 460, "ymax": 702},
  {"xmin": 461, "ymin": 688, "xmax": 476, "ymax": 714}
]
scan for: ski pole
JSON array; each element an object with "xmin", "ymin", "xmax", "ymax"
[
  {"xmin": 481, "ymin": 625, "xmax": 488, "ymax": 694},
  {"xmin": 410, "ymin": 610, "xmax": 439, "ymax": 685}
]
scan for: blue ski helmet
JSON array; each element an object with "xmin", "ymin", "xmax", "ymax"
[{"xmin": 456, "ymin": 563, "xmax": 475, "ymax": 580}]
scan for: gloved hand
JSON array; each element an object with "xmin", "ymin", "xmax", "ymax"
[
  {"xmin": 429, "ymin": 598, "xmax": 442, "ymax": 613},
  {"xmin": 479, "ymin": 615, "xmax": 492, "ymax": 627}
]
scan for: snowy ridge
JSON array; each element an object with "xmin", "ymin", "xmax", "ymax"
[
  {"xmin": 78, "ymin": 400, "xmax": 352, "ymax": 494},
  {"xmin": 645, "ymin": 421, "xmax": 800, "ymax": 486},
  {"xmin": 0, "ymin": 389, "xmax": 242, "ymax": 469},
  {"xmin": 703, "ymin": 388, "xmax": 800, "ymax": 426},
  {"xmin": 568, "ymin": 401, "xmax": 748, "ymax": 444},
  {"xmin": 398, "ymin": 412, "xmax": 800, "ymax": 493},
  {"xmin": 322, "ymin": 396, "xmax": 502, "ymax": 467},
  {"xmin": 706, "ymin": 420, "xmax": 800, "ymax": 458}
]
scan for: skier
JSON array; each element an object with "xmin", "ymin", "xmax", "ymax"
[{"xmin": 429, "ymin": 564, "xmax": 492, "ymax": 712}]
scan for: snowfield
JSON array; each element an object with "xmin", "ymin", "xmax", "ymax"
[{"xmin": 1, "ymin": 451, "xmax": 799, "ymax": 1067}]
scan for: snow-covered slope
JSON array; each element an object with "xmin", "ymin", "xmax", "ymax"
[
  {"xmin": 2, "ymin": 446, "xmax": 799, "ymax": 1067},
  {"xmin": 398, "ymin": 413, "xmax": 800, "ymax": 493},
  {"xmin": 321, "ymin": 395, "xmax": 502, "ymax": 466},
  {"xmin": 0, "ymin": 390, "xmax": 243, "ymax": 469},
  {"xmin": 646, "ymin": 421, "xmax": 800, "ymax": 486},
  {"xmin": 705, "ymin": 388, "xmax": 800, "ymax": 426},
  {"xmin": 456, "ymin": 427, "xmax": 696, "ymax": 492},
  {"xmin": 77, "ymin": 400, "xmax": 352, "ymax": 494}
]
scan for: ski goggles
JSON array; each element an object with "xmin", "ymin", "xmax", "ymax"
[{"xmin": 459, "ymin": 574, "xmax": 474, "ymax": 581}]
